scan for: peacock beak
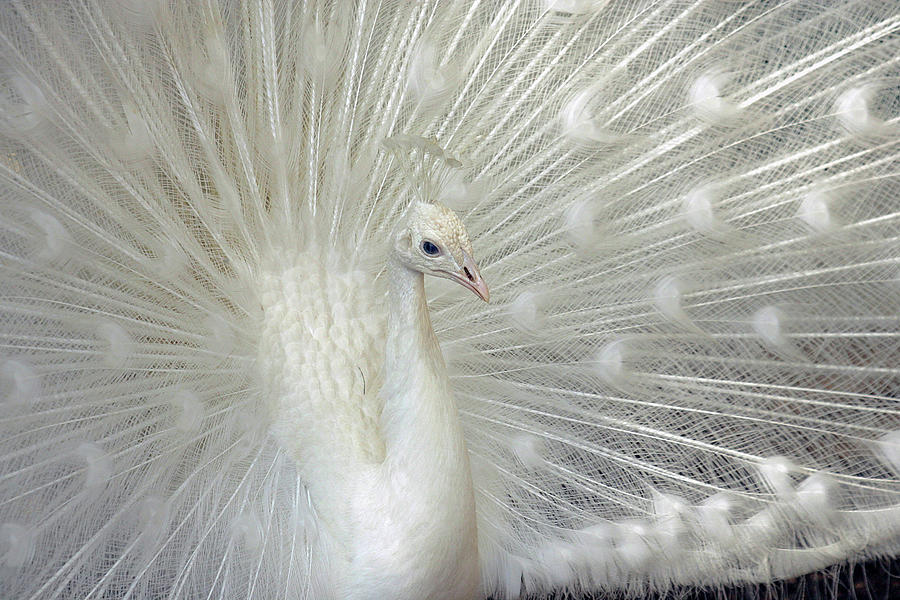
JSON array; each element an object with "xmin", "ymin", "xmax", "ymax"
[{"xmin": 456, "ymin": 252, "xmax": 490, "ymax": 303}]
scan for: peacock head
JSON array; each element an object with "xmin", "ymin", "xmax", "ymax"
[{"xmin": 393, "ymin": 201, "xmax": 489, "ymax": 302}]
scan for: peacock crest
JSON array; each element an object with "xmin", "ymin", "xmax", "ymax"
[{"xmin": 382, "ymin": 134, "xmax": 464, "ymax": 206}]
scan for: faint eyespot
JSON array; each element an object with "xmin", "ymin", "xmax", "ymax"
[
  {"xmin": 75, "ymin": 442, "xmax": 113, "ymax": 491},
  {"xmin": 796, "ymin": 473, "xmax": 836, "ymax": 528},
  {"xmin": 511, "ymin": 433, "xmax": 546, "ymax": 469},
  {"xmin": 1, "ymin": 359, "xmax": 40, "ymax": 405},
  {"xmin": 169, "ymin": 388, "xmax": 203, "ymax": 433},
  {"xmin": 109, "ymin": 101, "xmax": 153, "ymax": 163},
  {"xmin": 421, "ymin": 240, "xmax": 440, "ymax": 256},
  {"xmin": 508, "ymin": 290, "xmax": 546, "ymax": 333},
  {"xmin": 689, "ymin": 69, "xmax": 740, "ymax": 123},
  {"xmin": 1, "ymin": 75, "xmax": 48, "ymax": 136},
  {"xmin": 232, "ymin": 512, "xmax": 263, "ymax": 553},
  {"xmin": 546, "ymin": 0, "xmax": 610, "ymax": 15},
  {"xmin": 758, "ymin": 456, "xmax": 798, "ymax": 498},
  {"xmin": 96, "ymin": 321, "xmax": 132, "ymax": 369},
  {"xmin": 29, "ymin": 210, "xmax": 72, "ymax": 264},
  {"xmin": 0, "ymin": 523, "xmax": 35, "ymax": 570},
  {"xmin": 695, "ymin": 493, "xmax": 737, "ymax": 546},
  {"xmin": 407, "ymin": 38, "xmax": 459, "ymax": 108},
  {"xmin": 834, "ymin": 83, "xmax": 896, "ymax": 138},
  {"xmin": 797, "ymin": 189, "xmax": 837, "ymax": 233}
]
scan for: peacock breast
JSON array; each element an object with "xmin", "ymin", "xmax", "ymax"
[
  {"xmin": 256, "ymin": 251, "xmax": 388, "ymax": 474},
  {"xmin": 337, "ymin": 462, "xmax": 481, "ymax": 600}
]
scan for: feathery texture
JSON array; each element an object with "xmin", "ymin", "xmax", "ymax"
[{"xmin": 0, "ymin": 0, "xmax": 898, "ymax": 598}]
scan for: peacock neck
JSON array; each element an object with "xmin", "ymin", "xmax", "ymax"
[
  {"xmin": 381, "ymin": 256, "xmax": 471, "ymax": 477},
  {"xmin": 342, "ymin": 257, "xmax": 479, "ymax": 600}
]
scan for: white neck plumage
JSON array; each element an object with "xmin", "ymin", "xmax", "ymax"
[
  {"xmin": 381, "ymin": 256, "xmax": 470, "ymax": 474},
  {"xmin": 366, "ymin": 255, "xmax": 480, "ymax": 599}
]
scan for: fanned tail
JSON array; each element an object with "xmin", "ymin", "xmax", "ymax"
[{"xmin": 1, "ymin": 1, "xmax": 898, "ymax": 599}]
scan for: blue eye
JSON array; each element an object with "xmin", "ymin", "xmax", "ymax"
[{"xmin": 421, "ymin": 240, "xmax": 440, "ymax": 256}]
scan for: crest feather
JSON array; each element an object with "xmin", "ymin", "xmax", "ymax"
[{"xmin": 382, "ymin": 135, "xmax": 462, "ymax": 205}]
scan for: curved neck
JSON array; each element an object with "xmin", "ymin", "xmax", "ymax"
[{"xmin": 380, "ymin": 257, "xmax": 469, "ymax": 472}]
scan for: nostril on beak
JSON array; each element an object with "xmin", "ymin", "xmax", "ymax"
[{"xmin": 464, "ymin": 266, "xmax": 474, "ymax": 282}]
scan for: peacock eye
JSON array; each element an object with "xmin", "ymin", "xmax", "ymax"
[{"xmin": 421, "ymin": 240, "xmax": 440, "ymax": 256}]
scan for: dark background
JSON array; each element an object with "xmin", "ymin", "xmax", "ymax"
[{"xmin": 504, "ymin": 556, "xmax": 900, "ymax": 600}]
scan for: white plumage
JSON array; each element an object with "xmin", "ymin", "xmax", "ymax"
[{"xmin": 0, "ymin": 1, "xmax": 898, "ymax": 599}]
